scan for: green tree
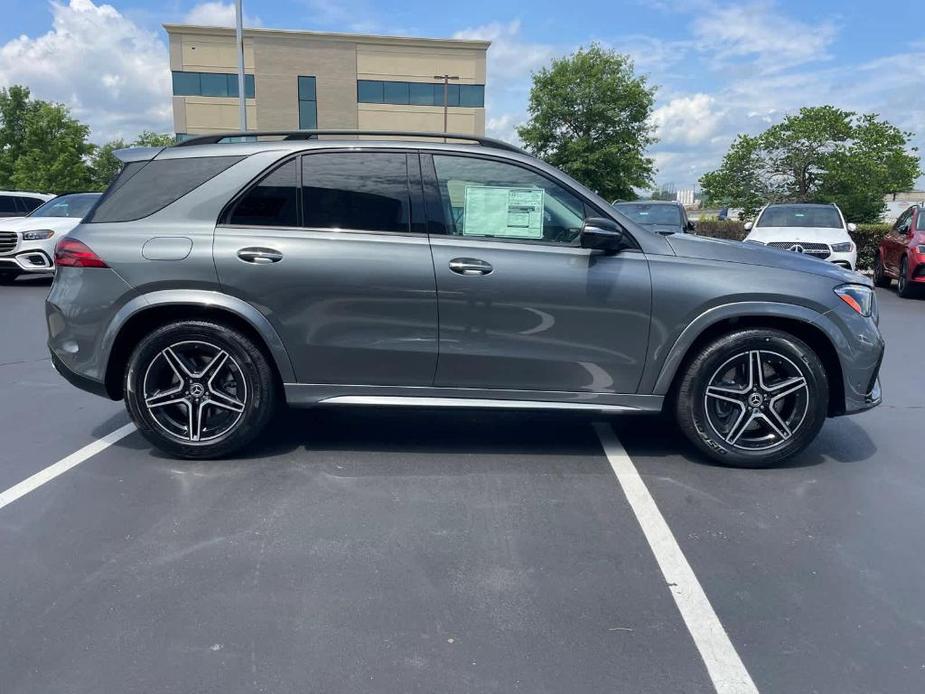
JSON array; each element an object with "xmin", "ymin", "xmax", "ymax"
[
  {"xmin": 132, "ymin": 130, "xmax": 176, "ymax": 148},
  {"xmin": 0, "ymin": 85, "xmax": 94, "ymax": 193},
  {"xmin": 88, "ymin": 137, "xmax": 128, "ymax": 190},
  {"xmin": 517, "ymin": 44, "xmax": 657, "ymax": 201},
  {"xmin": 700, "ymin": 106, "xmax": 921, "ymax": 222}
]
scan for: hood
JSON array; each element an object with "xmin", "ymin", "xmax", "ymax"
[
  {"xmin": 745, "ymin": 226, "xmax": 851, "ymax": 245},
  {"xmin": 0, "ymin": 216, "xmax": 83, "ymax": 235},
  {"xmin": 668, "ymin": 233, "xmax": 866, "ymax": 285}
]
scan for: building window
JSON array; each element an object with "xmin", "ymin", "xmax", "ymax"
[
  {"xmin": 171, "ymin": 71, "xmax": 255, "ymax": 98},
  {"xmin": 357, "ymin": 80, "xmax": 484, "ymax": 108},
  {"xmin": 298, "ymin": 76, "xmax": 318, "ymax": 129}
]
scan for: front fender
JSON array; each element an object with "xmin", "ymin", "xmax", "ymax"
[
  {"xmin": 643, "ymin": 301, "xmax": 844, "ymax": 395},
  {"xmin": 101, "ymin": 289, "xmax": 297, "ymax": 384}
]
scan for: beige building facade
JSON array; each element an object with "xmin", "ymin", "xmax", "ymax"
[{"xmin": 163, "ymin": 24, "xmax": 490, "ymax": 138}]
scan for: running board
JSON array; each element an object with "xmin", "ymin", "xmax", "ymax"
[{"xmin": 314, "ymin": 395, "xmax": 649, "ymax": 412}]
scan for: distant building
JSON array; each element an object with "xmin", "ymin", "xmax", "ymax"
[
  {"xmin": 164, "ymin": 24, "xmax": 490, "ymax": 139},
  {"xmin": 675, "ymin": 188, "xmax": 696, "ymax": 207}
]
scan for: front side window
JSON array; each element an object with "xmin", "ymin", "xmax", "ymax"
[
  {"xmin": 228, "ymin": 159, "xmax": 299, "ymax": 227},
  {"xmin": 301, "ymin": 153, "xmax": 409, "ymax": 233},
  {"xmin": 916, "ymin": 210, "xmax": 925, "ymax": 231},
  {"xmin": 432, "ymin": 155, "xmax": 587, "ymax": 244},
  {"xmin": 757, "ymin": 205, "xmax": 842, "ymax": 228}
]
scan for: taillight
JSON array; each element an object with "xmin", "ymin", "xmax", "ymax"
[{"xmin": 54, "ymin": 238, "xmax": 109, "ymax": 268}]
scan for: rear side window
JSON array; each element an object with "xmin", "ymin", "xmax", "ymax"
[
  {"xmin": 19, "ymin": 197, "xmax": 44, "ymax": 212},
  {"xmin": 0, "ymin": 196, "xmax": 17, "ymax": 215},
  {"xmin": 227, "ymin": 159, "xmax": 299, "ymax": 227},
  {"xmin": 86, "ymin": 156, "xmax": 244, "ymax": 223},
  {"xmin": 301, "ymin": 153, "xmax": 409, "ymax": 233}
]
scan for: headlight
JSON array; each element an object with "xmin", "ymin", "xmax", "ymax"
[
  {"xmin": 743, "ymin": 239, "xmax": 765, "ymax": 245},
  {"xmin": 835, "ymin": 284, "xmax": 874, "ymax": 317},
  {"xmin": 22, "ymin": 229, "xmax": 55, "ymax": 241},
  {"xmin": 831, "ymin": 241, "xmax": 854, "ymax": 253}
]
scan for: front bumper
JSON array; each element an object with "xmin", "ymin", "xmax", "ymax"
[{"xmin": 0, "ymin": 250, "xmax": 54, "ymax": 272}]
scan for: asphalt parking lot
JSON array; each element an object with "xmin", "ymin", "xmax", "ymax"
[{"xmin": 2, "ymin": 275, "xmax": 924, "ymax": 693}]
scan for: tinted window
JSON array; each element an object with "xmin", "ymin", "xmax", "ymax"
[
  {"xmin": 357, "ymin": 80, "xmax": 384, "ymax": 103},
  {"xmin": 30, "ymin": 194, "xmax": 100, "ymax": 218},
  {"xmin": 301, "ymin": 153, "xmax": 409, "ymax": 233},
  {"xmin": 298, "ymin": 76, "xmax": 317, "ymax": 129},
  {"xmin": 87, "ymin": 156, "xmax": 244, "ymax": 223},
  {"xmin": 757, "ymin": 205, "xmax": 842, "ymax": 228},
  {"xmin": 228, "ymin": 160, "xmax": 299, "ymax": 227},
  {"xmin": 383, "ymin": 81, "xmax": 410, "ymax": 105},
  {"xmin": 19, "ymin": 197, "xmax": 45, "ymax": 212},
  {"xmin": 0, "ymin": 196, "xmax": 20, "ymax": 214},
  {"xmin": 432, "ymin": 155, "xmax": 586, "ymax": 244},
  {"xmin": 916, "ymin": 210, "xmax": 925, "ymax": 231},
  {"xmin": 615, "ymin": 203, "xmax": 681, "ymax": 227}
]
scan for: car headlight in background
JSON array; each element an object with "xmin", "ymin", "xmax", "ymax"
[
  {"xmin": 916, "ymin": 245, "xmax": 925, "ymax": 254},
  {"xmin": 835, "ymin": 284, "xmax": 874, "ymax": 317},
  {"xmin": 831, "ymin": 241, "xmax": 854, "ymax": 253},
  {"xmin": 743, "ymin": 239, "xmax": 765, "ymax": 245},
  {"xmin": 22, "ymin": 229, "xmax": 55, "ymax": 241}
]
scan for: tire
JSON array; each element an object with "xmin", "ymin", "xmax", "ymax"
[
  {"xmin": 872, "ymin": 253, "xmax": 891, "ymax": 288},
  {"xmin": 124, "ymin": 320, "xmax": 277, "ymax": 459},
  {"xmin": 675, "ymin": 329, "xmax": 828, "ymax": 468},
  {"xmin": 0, "ymin": 270, "xmax": 19, "ymax": 284},
  {"xmin": 897, "ymin": 257, "xmax": 919, "ymax": 298}
]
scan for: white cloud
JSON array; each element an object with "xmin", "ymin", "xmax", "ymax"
[
  {"xmin": 453, "ymin": 21, "xmax": 556, "ymax": 145},
  {"xmin": 183, "ymin": 2, "xmax": 261, "ymax": 27},
  {"xmin": 0, "ymin": 0, "xmax": 171, "ymax": 142},
  {"xmin": 693, "ymin": 1, "xmax": 837, "ymax": 74},
  {"xmin": 652, "ymin": 93, "xmax": 723, "ymax": 145}
]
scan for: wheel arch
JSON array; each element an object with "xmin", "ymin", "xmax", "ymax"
[
  {"xmin": 652, "ymin": 303, "xmax": 846, "ymax": 417},
  {"xmin": 101, "ymin": 291, "xmax": 295, "ymax": 400}
]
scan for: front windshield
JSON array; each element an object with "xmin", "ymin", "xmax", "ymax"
[
  {"xmin": 614, "ymin": 203, "xmax": 681, "ymax": 226},
  {"xmin": 30, "ymin": 194, "xmax": 101, "ymax": 219},
  {"xmin": 757, "ymin": 205, "xmax": 842, "ymax": 228}
]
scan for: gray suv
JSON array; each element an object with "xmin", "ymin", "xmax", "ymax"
[{"xmin": 46, "ymin": 131, "xmax": 883, "ymax": 467}]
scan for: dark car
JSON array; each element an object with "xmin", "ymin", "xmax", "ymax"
[
  {"xmin": 612, "ymin": 200, "xmax": 695, "ymax": 235},
  {"xmin": 46, "ymin": 130, "xmax": 883, "ymax": 467},
  {"xmin": 874, "ymin": 204, "xmax": 925, "ymax": 298}
]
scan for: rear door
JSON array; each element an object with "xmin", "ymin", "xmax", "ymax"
[
  {"xmin": 214, "ymin": 150, "xmax": 438, "ymax": 386},
  {"xmin": 424, "ymin": 152, "xmax": 651, "ymax": 395}
]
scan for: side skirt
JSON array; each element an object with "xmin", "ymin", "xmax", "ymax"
[{"xmin": 284, "ymin": 384, "xmax": 663, "ymax": 414}]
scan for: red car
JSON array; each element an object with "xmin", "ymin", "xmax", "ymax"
[{"xmin": 874, "ymin": 204, "xmax": 925, "ymax": 298}]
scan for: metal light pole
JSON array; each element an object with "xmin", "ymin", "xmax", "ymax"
[
  {"xmin": 235, "ymin": 0, "xmax": 247, "ymax": 132},
  {"xmin": 433, "ymin": 74, "xmax": 460, "ymax": 135}
]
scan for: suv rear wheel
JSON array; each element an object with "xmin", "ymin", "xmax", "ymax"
[
  {"xmin": 675, "ymin": 329, "xmax": 828, "ymax": 468},
  {"xmin": 124, "ymin": 320, "xmax": 277, "ymax": 459},
  {"xmin": 872, "ymin": 252, "xmax": 891, "ymax": 288}
]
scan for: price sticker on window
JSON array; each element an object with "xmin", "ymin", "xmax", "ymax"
[{"xmin": 463, "ymin": 186, "xmax": 544, "ymax": 239}]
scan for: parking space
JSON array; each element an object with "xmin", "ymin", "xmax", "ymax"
[{"xmin": 2, "ymin": 277, "xmax": 924, "ymax": 693}]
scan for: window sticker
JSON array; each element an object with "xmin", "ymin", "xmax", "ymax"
[{"xmin": 463, "ymin": 186, "xmax": 544, "ymax": 239}]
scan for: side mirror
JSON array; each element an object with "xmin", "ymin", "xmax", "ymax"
[
  {"xmin": 847, "ymin": 222, "xmax": 857, "ymax": 232},
  {"xmin": 743, "ymin": 221, "xmax": 753, "ymax": 231},
  {"xmin": 686, "ymin": 220, "xmax": 696, "ymax": 232},
  {"xmin": 580, "ymin": 217, "xmax": 627, "ymax": 254}
]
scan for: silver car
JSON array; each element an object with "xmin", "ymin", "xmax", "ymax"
[{"xmin": 46, "ymin": 130, "xmax": 884, "ymax": 467}]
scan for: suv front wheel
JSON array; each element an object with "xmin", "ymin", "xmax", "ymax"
[
  {"xmin": 675, "ymin": 329, "xmax": 828, "ymax": 467},
  {"xmin": 124, "ymin": 320, "xmax": 277, "ymax": 459}
]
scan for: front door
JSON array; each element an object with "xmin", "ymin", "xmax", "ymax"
[
  {"xmin": 424, "ymin": 153, "xmax": 651, "ymax": 395},
  {"xmin": 214, "ymin": 150, "xmax": 438, "ymax": 386},
  {"xmin": 886, "ymin": 209, "xmax": 912, "ymax": 274}
]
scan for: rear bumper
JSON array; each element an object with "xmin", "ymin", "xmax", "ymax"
[{"xmin": 50, "ymin": 351, "xmax": 109, "ymax": 398}]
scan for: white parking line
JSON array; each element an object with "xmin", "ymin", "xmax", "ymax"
[
  {"xmin": 0, "ymin": 423, "xmax": 136, "ymax": 512},
  {"xmin": 594, "ymin": 422, "xmax": 758, "ymax": 694}
]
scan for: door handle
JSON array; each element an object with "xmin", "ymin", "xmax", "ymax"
[
  {"xmin": 449, "ymin": 258, "xmax": 493, "ymax": 276},
  {"xmin": 237, "ymin": 247, "xmax": 283, "ymax": 264}
]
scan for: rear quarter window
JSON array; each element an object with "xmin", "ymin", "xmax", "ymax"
[{"xmin": 86, "ymin": 155, "xmax": 244, "ymax": 223}]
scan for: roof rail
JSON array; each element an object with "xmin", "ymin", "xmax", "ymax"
[{"xmin": 173, "ymin": 129, "xmax": 526, "ymax": 154}]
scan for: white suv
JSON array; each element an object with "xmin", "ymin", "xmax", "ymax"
[
  {"xmin": 744, "ymin": 203, "xmax": 858, "ymax": 271},
  {"xmin": 0, "ymin": 193, "xmax": 101, "ymax": 282}
]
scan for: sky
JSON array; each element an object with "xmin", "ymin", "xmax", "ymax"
[{"xmin": 0, "ymin": 0, "xmax": 922, "ymax": 190}]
